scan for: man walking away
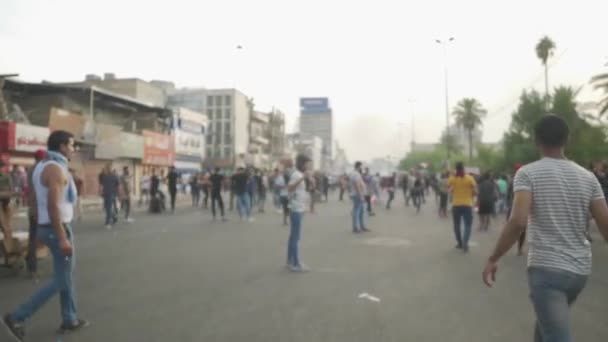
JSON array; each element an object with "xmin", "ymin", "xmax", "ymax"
[
  {"xmin": 139, "ymin": 170, "xmax": 150, "ymax": 207},
  {"xmin": 190, "ymin": 172, "xmax": 201, "ymax": 207},
  {"xmin": 167, "ymin": 166, "xmax": 179, "ymax": 213},
  {"xmin": 120, "ymin": 166, "xmax": 134, "ymax": 223},
  {"xmin": 209, "ymin": 167, "xmax": 226, "ymax": 221},
  {"xmin": 349, "ymin": 162, "xmax": 369, "ymax": 233},
  {"xmin": 257, "ymin": 170, "xmax": 268, "ymax": 213},
  {"xmin": 100, "ymin": 164, "xmax": 119, "ymax": 230},
  {"xmin": 26, "ymin": 149, "xmax": 46, "ymax": 279},
  {"xmin": 386, "ymin": 172, "xmax": 396, "ymax": 210},
  {"xmin": 401, "ymin": 173, "xmax": 410, "ymax": 206},
  {"xmin": 233, "ymin": 167, "xmax": 252, "ymax": 222},
  {"xmin": 3, "ymin": 130, "xmax": 89, "ymax": 342},
  {"xmin": 438, "ymin": 172, "xmax": 449, "ymax": 218},
  {"xmin": 363, "ymin": 168, "xmax": 375, "ymax": 216},
  {"xmin": 322, "ymin": 174, "xmax": 330, "ymax": 202},
  {"xmin": 477, "ymin": 172, "xmax": 496, "ymax": 231},
  {"xmin": 483, "ymin": 115, "xmax": 608, "ymax": 342},
  {"xmin": 496, "ymin": 175, "xmax": 508, "ymax": 214},
  {"xmin": 448, "ymin": 162, "xmax": 477, "ymax": 252},
  {"xmin": 339, "ymin": 173, "xmax": 347, "ymax": 201},
  {"xmin": 286, "ymin": 154, "xmax": 313, "ymax": 272}
]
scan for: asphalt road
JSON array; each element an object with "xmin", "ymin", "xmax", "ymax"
[{"xmin": 1, "ymin": 195, "xmax": 607, "ymax": 342}]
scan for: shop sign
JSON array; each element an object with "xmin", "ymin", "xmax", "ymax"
[
  {"xmin": 174, "ymin": 129, "xmax": 203, "ymax": 158},
  {"xmin": 14, "ymin": 124, "xmax": 49, "ymax": 152},
  {"xmin": 143, "ymin": 130, "xmax": 174, "ymax": 166}
]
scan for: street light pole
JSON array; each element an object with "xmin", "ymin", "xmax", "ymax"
[{"xmin": 436, "ymin": 37, "xmax": 454, "ymax": 165}]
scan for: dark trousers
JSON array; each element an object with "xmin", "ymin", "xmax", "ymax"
[
  {"xmin": 365, "ymin": 195, "xmax": 373, "ymax": 213},
  {"xmin": 192, "ymin": 190, "xmax": 200, "ymax": 207},
  {"xmin": 122, "ymin": 198, "xmax": 131, "ymax": 219},
  {"xmin": 169, "ymin": 189, "xmax": 177, "ymax": 211},
  {"xmin": 339, "ymin": 188, "xmax": 345, "ymax": 201},
  {"xmin": 386, "ymin": 190, "xmax": 395, "ymax": 209},
  {"xmin": 211, "ymin": 191, "xmax": 225, "ymax": 218},
  {"xmin": 26, "ymin": 214, "xmax": 37, "ymax": 274},
  {"xmin": 202, "ymin": 186, "xmax": 209, "ymax": 208},
  {"xmin": 452, "ymin": 206, "xmax": 473, "ymax": 248}
]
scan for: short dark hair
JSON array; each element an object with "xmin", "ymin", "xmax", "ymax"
[
  {"xmin": 354, "ymin": 161, "xmax": 362, "ymax": 169},
  {"xmin": 535, "ymin": 114, "xmax": 569, "ymax": 148},
  {"xmin": 455, "ymin": 162, "xmax": 464, "ymax": 172},
  {"xmin": 295, "ymin": 154, "xmax": 311, "ymax": 171},
  {"xmin": 47, "ymin": 130, "xmax": 74, "ymax": 152}
]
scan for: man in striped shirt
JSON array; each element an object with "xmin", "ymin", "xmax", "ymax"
[{"xmin": 483, "ymin": 114, "xmax": 608, "ymax": 342}]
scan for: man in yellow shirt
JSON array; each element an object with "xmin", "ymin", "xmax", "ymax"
[{"xmin": 448, "ymin": 162, "xmax": 477, "ymax": 252}]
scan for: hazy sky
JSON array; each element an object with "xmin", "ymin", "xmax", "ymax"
[{"xmin": 1, "ymin": 0, "xmax": 607, "ymax": 162}]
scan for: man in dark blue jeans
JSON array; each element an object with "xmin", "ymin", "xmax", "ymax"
[
  {"xmin": 483, "ymin": 115, "xmax": 608, "ymax": 342},
  {"xmin": 100, "ymin": 164, "xmax": 119, "ymax": 230}
]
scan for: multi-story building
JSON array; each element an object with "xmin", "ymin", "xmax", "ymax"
[
  {"xmin": 286, "ymin": 133, "xmax": 323, "ymax": 171},
  {"xmin": 299, "ymin": 97, "xmax": 333, "ymax": 170},
  {"xmin": 249, "ymin": 110, "xmax": 270, "ymax": 168},
  {"xmin": 61, "ymin": 73, "xmax": 168, "ymax": 107},
  {"xmin": 172, "ymin": 107, "xmax": 208, "ymax": 175},
  {"xmin": 168, "ymin": 88, "xmax": 251, "ymax": 169}
]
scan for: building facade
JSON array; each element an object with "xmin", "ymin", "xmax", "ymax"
[
  {"xmin": 299, "ymin": 97, "xmax": 333, "ymax": 170},
  {"xmin": 172, "ymin": 107, "xmax": 208, "ymax": 175}
]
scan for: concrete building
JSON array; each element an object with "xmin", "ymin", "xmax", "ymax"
[
  {"xmin": 286, "ymin": 133, "xmax": 323, "ymax": 171},
  {"xmin": 61, "ymin": 73, "xmax": 168, "ymax": 107},
  {"xmin": 168, "ymin": 88, "xmax": 251, "ymax": 169},
  {"xmin": 299, "ymin": 98, "xmax": 333, "ymax": 170},
  {"xmin": 249, "ymin": 110, "xmax": 270, "ymax": 168}
]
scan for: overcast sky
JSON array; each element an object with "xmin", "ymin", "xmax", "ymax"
[{"xmin": 1, "ymin": 0, "xmax": 607, "ymax": 162}]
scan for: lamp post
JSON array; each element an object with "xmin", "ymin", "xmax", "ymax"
[{"xmin": 435, "ymin": 37, "xmax": 454, "ymax": 163}]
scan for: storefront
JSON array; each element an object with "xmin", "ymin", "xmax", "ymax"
[{"xmin": 0, "ymin": 122, "xmax": 50, "ymax": 167}]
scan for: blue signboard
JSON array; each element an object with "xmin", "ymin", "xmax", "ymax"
[{"xmin": 300, "ymin": 97, "xmax": 330, "ymax": 113}]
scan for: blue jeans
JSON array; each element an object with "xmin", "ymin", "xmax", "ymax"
[
  {"xmin": 452, "ymin": 206, "xmax": 473, "ymax": 247},
  {"xmin": 237, "ymin": 193, "xmax": 251, "ymax": 219},
  {"xmin": 287, "ymin": 211, "xmax": 303, "ymax": 267},
  {"xmin": 528, "ymin": 267, "xmax": 588, "ymax": 342},
  {"xmin": 351, "ymin": 195, "xmax": 366, "ymax": 231},
  {"xmin": 103, "ymin": 194, "xmax": 117, "ymax": 225},
  {"xmin": 11, "ymin": 224, "xmax": 77, "ymax": 325}
]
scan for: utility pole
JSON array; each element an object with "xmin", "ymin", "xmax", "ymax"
[{"xmin": 435, "ymin": 38, "xmax": 454, "ymax": 164}]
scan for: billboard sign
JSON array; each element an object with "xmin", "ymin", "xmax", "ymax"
[{"xmin": 300, "ymin": 97, "xmax": 329, "ymax": 113}]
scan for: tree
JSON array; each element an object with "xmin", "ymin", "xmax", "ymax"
[
  {"xmin": 590, "ymin": 73, "xmax": 608, "ymax": 116},
  {"xmin": 440, "ymin": 131, "xmax": 463, "ymax": 156},
  {"xmin": 452, "ymin": 98, "xmax": 487, "ymax": 161},
  {"xmin": 535, "ymin": 36, "xmax": 556, "ymax": 104}
]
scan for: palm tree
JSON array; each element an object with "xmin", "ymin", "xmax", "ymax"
[
  {"xmin": 590, "ymin": 73, "xmax": 608, "ymax": 116},
  {"xmin": 535, "ymin": 36, "xmax": 556, "ymax": 104},
  {"xmin": 452, "ymin": 98, "xmax": 487, "ymax": 161}
]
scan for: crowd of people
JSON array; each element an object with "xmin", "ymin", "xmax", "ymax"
[{"xmin": 5, "ymin": 115, "xmax": 608, "ymax": 342}]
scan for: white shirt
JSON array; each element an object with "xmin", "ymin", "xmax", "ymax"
[
  {"xmin": 141, "ymin": 175, "xmax": 151, "ymax": 190},
  {"xmin": 288, "ymin": 170, "xmax": 308, "ymax": 213},
  {"xmin": 34, "ymin": 161, "xmax": 74, "ymax": 224}
]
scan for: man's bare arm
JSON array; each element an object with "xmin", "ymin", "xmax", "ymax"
[
  {"xmin": 589, "ymin": 199, "xmax": 608, "ymax": 243},
  {"xmin": 43, "ymin": 164, "xmax": 68, "ymax": 241},
  {"xmin": 488, "ymin": 191, "xmax": 531, "ymax": 262}
]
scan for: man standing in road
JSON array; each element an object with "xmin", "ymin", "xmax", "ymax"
[
  {"xmin": 483, "ymin": 115, "xmax": 608, "ymax": 342},
  {"xmin": 209, "ymin": 167, "xmax": 226, "ymax": 221},
  {"xmin": 167, "ymin": 166, "xmax": 179, "ymax": 213},
  {"xmin": 100, "ymin": 164, "xmax": 119, "ymax": 229},
  {"xmin": 286, "ymin": 154, "xmax": 313, "ymax": 272},
  {"xmin": 448, "ymin": 162, "xmax": 477, "ymax": 252},
  {"xmin": 233, "ymin": 167, "xmax": 253, "ymax": 222},
  {"xmin": 3, "ymin": 130, "xmax": 89, "ymax": 342},
  {"xmin": 349, "ymin": 162, "xmax": 369, "ymax": 233},
  {"xmin": 120, "ymin": 166, "xmax": 134, "ymax": 223}
]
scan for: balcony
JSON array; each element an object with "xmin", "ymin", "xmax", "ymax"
[{"xmin": 250, "ymin": 135, "xmax": 269, "ymax": 145}]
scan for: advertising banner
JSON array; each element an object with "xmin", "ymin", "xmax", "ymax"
[
  {"xmin": 14, "ymin": 124, "xmax": 49, "ymax": 152},
  {"xmin": 143, "ymin": 130, "xmax": 174, "ymax": 166}
]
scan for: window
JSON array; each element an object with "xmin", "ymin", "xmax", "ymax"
[
  {"xmin": 207, "ymin": 108, "xmax": 213, "ymax": 120},
  {"xmin": 207, "ymin": 96, "xmax": 214, "ymax": 106},
  {"xmin": 224, "ymin": 107, "xmax": 231, "ymax": 119},
  {"xmin": 206, "ymin": 134, "xmax": 213, "ymax": 145},
  {"xmin": 225, "ymin": 95, "xmax": 232, "ymax": 106},
  {"xmin": 224, "ymin": 147, "xmax": 232, "ymax": 158},
  {"xmin": 215, "ymin": 96, "xmax": 223, "ymax": 106},
  {"xmin": 206, "ymin": 147, "xmax": 213, "ymax": 158},
  {"xmin": 215, "ymin": 122, "xmax": 222, "ymax": 136},
  {"xmin": 216, "ymin": 108, "xmax": 222, "ymax": 119},
  {"xmin": 224, "ymin": 122, "xmax": 231, "ymax": 132}
]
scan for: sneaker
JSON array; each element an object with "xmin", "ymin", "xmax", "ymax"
[
  {"xmin": 248, "ymin": 217, "xmax": 255, "ymax": 223},
  {"xmin": 290, "ymin": 264, "xmax": 310, "ymax": 273},
  {"xmin": 126, "ymin": 217, "xmax": 135, "ymax": 223},
  {"xmin": 105, "ymin": 225, "xmax": 112, "ymax": 230},
  {"xmin": 361, "ymin": 227, "xmax": 371, "ymax": 232},
  {"xmin": 59, "ymin": 319, "xmax": 90, "ymax": 334},
  {"xmin": 2, "ymin": 314, "xmax": 25, "ymax": 342}
]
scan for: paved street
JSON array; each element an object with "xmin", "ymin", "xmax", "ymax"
[{"xmin": 2, "ymin": 195, "xmax": 608, "ymax": 342}]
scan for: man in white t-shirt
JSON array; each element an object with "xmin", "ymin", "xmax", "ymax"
[
  {"xmin": 483, "ymin": 115, "xmax": 608, "ymax": 342},
  {"xmin": 286, "ymin": 154, "xmax": 313, "ymax": 272}
]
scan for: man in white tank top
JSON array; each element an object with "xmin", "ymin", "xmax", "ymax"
[{"xmin": 3, "ymin": 130, "xmax": 89, "ymax": 342}]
